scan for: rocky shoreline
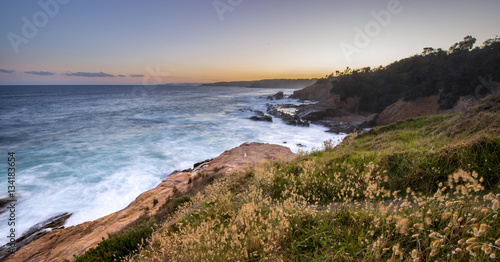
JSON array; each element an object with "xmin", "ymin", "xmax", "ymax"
[
  {"xmin": 0, "ymin": 213, "xmax": 72, "ymax": 261},
  {"xmin": 246, "ymin": 90, "xmax": 378, "ymax": 134},
  {"xmin": 6, "ymin": 79, "xmax": 485, "ymax": 261},
  {"xmin": 5, "ymin": 143, "xmax": 295, "ymax": 262},
  {"xmin": 246, "ymin": 78, "xmax": 481, "ymax": 134}
]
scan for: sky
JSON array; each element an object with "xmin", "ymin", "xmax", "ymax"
[{"xmin": 0, "ymin": 0, "xmax": 499, "ymax": 85}]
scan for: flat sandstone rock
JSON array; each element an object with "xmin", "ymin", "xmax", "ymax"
[{"xmin": 202, "ymin": 142, "xmax": 295, "ymax": 174}]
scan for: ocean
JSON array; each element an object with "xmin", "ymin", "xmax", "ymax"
[{"xmin": 0, "ymin": 84, "xmax": 345, "ymax": 244}]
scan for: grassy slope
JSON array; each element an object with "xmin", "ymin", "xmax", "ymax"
[
  {"xmin": 127, "ymin": 95, "xmax": 500, "ymax": 261},
  {"xmin": 77, "ymin": 94, "xmax": 498, "ymax": 261}
]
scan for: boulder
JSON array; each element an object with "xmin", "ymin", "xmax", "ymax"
[
  {"xmin": 267, "ymin": 91, "xmax": 285, "ymax": 100},
  {"xmin": 249, "ymin": 115, "xmax": 273, "ymax": 122},
  {"xmin": 202, "ymin": 142, "xmax": 295, "ymax": 175},
  {"xmin": 267, "ymin": 105, "xmax": 309, "ymax": 127},
  {"xmin": 249, "ymin": 110, "xmax": 273, "ymax": 122}
]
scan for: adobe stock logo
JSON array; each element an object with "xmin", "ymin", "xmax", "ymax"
[
  {"xmin": 340, "ymin": 0, "xmax": 411, "ymax": 62},
  {"xmin": 475, "ymin": 75, "xmax": 499, "ymax": 99},
  {"xmin": 7, "ymin": 0, "xmax": 71, "ymax": 54},
  {"xmin": 213, "ymin": 0, "xmax": 243, "ymax": 21}
]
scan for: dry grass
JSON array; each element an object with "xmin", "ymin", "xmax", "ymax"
[{"xmin": 123, "ymin": 94, "xmax": 499, "ymax": 261}]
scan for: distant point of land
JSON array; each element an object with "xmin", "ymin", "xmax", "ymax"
[{"xmin": 200, "ymin": 78, "xmax": 317, "ymax": 89}]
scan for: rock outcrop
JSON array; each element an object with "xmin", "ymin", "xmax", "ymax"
[
  {"xmin": 267, "ymin": 104, "xmax": 309, "ymax": 126},
  {"xmin": 249, "ymin": 110, "xmax": 273, "ymax": 122},
  {"xmin": 377, "ymin": 95, "xmax": 476, "ymax": 126},
  {"xmin": 6, "ymin": 143, "xmax": 295, "ymax": 262},
  {"xmin": 287, "ymin": 78, "xmax": 479, "ymax": 131},
  {"xmin": 267, "ymin": 91, "xmax": 285, "ymax": 100},
  {"xmin": 201, "ymin": 142, "xmax": 295, "ymax": 175},
  {"xmin": 289, "ymin": 79, "xmax": 334, "ymax": 101},
  {"xmin": 377, "ymin": 96, "xmax": 441, "ymax": 126},
  {"xmin": 0, "ymin": 213, "xmax": 72, "ymax": 261}
]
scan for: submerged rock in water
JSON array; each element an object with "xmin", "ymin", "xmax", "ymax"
[
  {"xmin": 250, "ymin": 115, "xmax": 273, "ymax": 122},
  {"xmin": 266, "ymin": 101, "xmax": 378, "ymax": 133},
  {"xmin": 0, "ymin": 197, "xmax": 17, "ymax": 215},
  {"xmin": 249, "ymin": 110, "xmax": 273, "ymax": 122},
  {"xmin": 267, "ymin": 104, "xmax": 309, "ymax": 126},
  {"xmin": 0, "ymin": 212, "xmax": 72, "ymax": 261},
  {"xmin": 266, "ymin": 91, "xmax": 285, "ymax": 100}
]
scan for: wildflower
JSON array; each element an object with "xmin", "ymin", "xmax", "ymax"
[
  {"xmin": 491, "ymin": 253, "xmax": 496, "ymax": 259},
  {"xmin": 466, "ymin": 237, "xmax": 476, "ymax": 245},
  {"xmin": 392, "ymin": 243, "xmax": 400, "ymax": 254},
  {"xmin": 492, "ymin": 199, "xmax": 499, "ymax": 211},
  {"xmin": 441, "ymin": 212, "xmax": 452, "ymax": 220},
  {"xmin": 481, "ymin": 243, "xmax": 492, "ymax": 255},
  {"xmin": 478, "ymin": 224, "xmax": 487, "ymax": 235},
  {"xmin": 495, "ymin": 238, "xmax": 500, "ymax": 246},
  {"xmin": 431, "ymin": 240, "xmax": 440, "ymax": 249},
  {"xmin": 430, "ymin": 249, "xmax": 437, "ymax": 257},
  {"xmin": 411, "ymin": 249, "xmax": 418, "ymax": 259},
  {"xmin": 483, "ymin": 193, "xmax": 495, "ymax": 201},
  {"xmin": 396, "ymin": 217, "xmax": 408, "ymax": 234},
  {"xmin": 473, "ymin": 227, "xmax": 480, "ymax": 237},
  {"xmin": 429, "ymin": 232, "xmax": 439, "ymax": 239}
]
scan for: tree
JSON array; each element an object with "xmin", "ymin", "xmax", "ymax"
[
  {"xmin": 422, "ymin": 47, "xmax": 435, "ymax": 56},
  {"xmin": 483, "ymin": 36, "xmax": 500, "ymax": 47},
  {"xmin": 449, "ymin": 35, "xmax": 476, "ymax": 53},
  {"xmin": 330, "ymin": 35, "xmax": 499, "ymax": 112}
]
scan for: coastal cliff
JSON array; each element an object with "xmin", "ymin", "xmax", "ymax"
[
  {"xmin": 6, "ymin": 143, "xmax": 294, "ymax": 262},
  {"xmin": 276, "ymin": 37, "xmax": 500, "ymax": 132},
  {"xmin": 130, "ymin": 93, "xmax": 500, "ymax": 261},
  {"xmin": 283, "ymin": 79, "xmax": 496, "ymax": 133}
]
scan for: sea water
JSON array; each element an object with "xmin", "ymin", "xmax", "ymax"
[{"xmin": 0, "ymin": 85, "xmax": 345, "ymax": 244}]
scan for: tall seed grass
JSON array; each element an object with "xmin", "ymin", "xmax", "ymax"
[{"xmin": 128, "ymin": 95, "xmax": 500, "ymax": 261}]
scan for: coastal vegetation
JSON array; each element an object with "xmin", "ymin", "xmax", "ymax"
[
  {"xmin": 88, "ymin": 94, "xmax": 500, "ymax": 261},
  {"xmin": 72, "ymin": 37, "xmax": 500, "ymax": 261},
  {"xmin": 329, "ymin": 36, "xmax": 500, "ymax": 112},
  {"xmin": 74, "ymin": 171, "xmax": 223, "ymax": 261}
]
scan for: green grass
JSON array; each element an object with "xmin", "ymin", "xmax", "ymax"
[{"xmin": 74, "ymin": 218, "xmax": 157, "ymax": 262}]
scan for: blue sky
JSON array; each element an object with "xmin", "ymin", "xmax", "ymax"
[{"xmin": 0, "ymin": 0, "xmax": 499, "ymax": 85}]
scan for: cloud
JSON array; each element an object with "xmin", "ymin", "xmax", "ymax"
[
  {"xmin": 62, "ymin": 71, "xmax": 115, "ymax": 77},
  {"xmin": 117, "ymin": 74, "xmax": 126, "ymax": 77},
  {"xmin": 0, "ymin": 69, "xmax": 15, "ymax": 74},
  {"xmin": 25, "ymin": 70, "xmax": 56, "ymax": 76},
  {"xmin": 129, "ymin": 74, "xmax": 144, "ymax": 78}
]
